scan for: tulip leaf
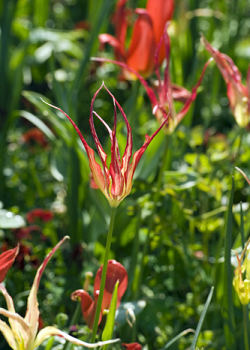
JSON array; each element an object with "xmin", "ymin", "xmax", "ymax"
[
  {"xmin": 0, "ymin": 209, "xmax": 25, "ymax": 229},
  {"xmin": 162, "ymin": 328, "xmax": 195, "ymax": 349},
  {"xmin": 102, "ymin": 280, "xmax": 119, "ymax": 350},
  {"xmin": 18, "ymin": 110, "xmax": 56, "ymax": 142},
  {"xmin": 190, "ymin": 286, "xmax": 214, "ymax": 350},
  {"xmin": 222, "ymin": 177, "xmax": 236, "ymax": 349}
]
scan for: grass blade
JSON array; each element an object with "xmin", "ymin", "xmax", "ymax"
[
  {"xmin": 190, "ymin": 286, "xmax": 214, "ymax": 350},
  {"xmin": 222, "ymin": 176, "xmax": 235, "ymax": 349}
]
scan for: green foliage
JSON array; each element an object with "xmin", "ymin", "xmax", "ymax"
[{"xmin": 1, "ymin": 0, "xmax": 250, "ymax": 349}]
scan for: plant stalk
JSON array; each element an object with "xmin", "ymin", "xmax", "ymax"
[
  {"xmin": 91, "ymin": 206, "xmax": 117, "ymax": 342},
  {"xmin": 134, "ymin": 134, "xmax": 170, "ymax": 300}
]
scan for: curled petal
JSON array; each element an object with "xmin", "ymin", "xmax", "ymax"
[
  {"xmin": 235, "ymin": 167, "xmax": 250, "ymax": 186},
  {"xmin": 71, "ymin": 289, "xmax": 99, "ymax": 329},
  {"xmin": 94, "ymin": 260, "xmax": 128, "ymax": 312},
  {"xmin": 171, "ymin": 84, "xmax": 191, "ymax": 103},
  {"xmin": 0, "ymin": 246, "xmax": 19, "ymax": 283},
  {"xmin": 99, "ymin": 34, "xmax": 126, "ymax": 61},
  {"xmin": 33, "ymin": 326, "xmax": 120, "ymax": 349}
]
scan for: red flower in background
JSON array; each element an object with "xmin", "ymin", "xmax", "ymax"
[
  {"xmin": 0, "ymin": 246, "xmax": 19, "ymax": 283},
  {"xmin": 22, "ymin": 128, "xmax": 48, "ymax": 148},
  {"xmin": 99, "ymin": 0, "xmax": 174, "ymax": 78},
  {"xmin": 43, "ymin": 83, "xmax": 168, "ymax": 207},
  {"xmin": 201, "ymin": 34, "xmax": 250, "ymax": 128},
  {"xmin": 14, "ymin": 225, "xmax": 41, "ymax": 240},
  {"xmin": 95, "ymin": 26, "xmax": 211, "ymax": 134},
  {"xmin": 71, "ymin": 260, "xmax": 128, "ymax": 330},
  {"xmin": 122, "ymin": 343, "xmax": 142, "ymax": 350},
  {"xmin": 26, "ymin": 209, "xmax": 54, "ymax": 223}
]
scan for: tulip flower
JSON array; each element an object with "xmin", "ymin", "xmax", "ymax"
[
  {"xmin": 95, "ymin": 26, "xmax": 211, "ymax": 134},
  {"xmin": 26, "ymin": 208, "xmax": 53, "ymax": 223},
  {"xmin": 201, "ymin": 34, "xmax": 250, "ymax": 128},
  {"xmin": 71, "ymin": 260, "xmax": 128, "ymax": 330},
  {"xmin": 22, "ymin": 128, "xmax": 48, "ymax": 148},
  {"xmin": 99, "ymin": 0, "xmax": 174, "ymax": 78},
  {"xmin": 122, "ymin": 342, "xmax": 142, "ymax": 350},
  {"xmin": 0, "ymin": 246, "xmax": 19, "ymax": 283},
  {"xmin": 43, "ymin": 83, "xmax": 168, "ymax": 207},
  {"xmin": 0, "ymin": 237, "xmax": 119, "ymax": 350}
]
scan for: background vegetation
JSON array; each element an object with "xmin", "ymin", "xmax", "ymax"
[{"xmin": 1, "ymin": 0, "xmax": 250, "ymax": 349}]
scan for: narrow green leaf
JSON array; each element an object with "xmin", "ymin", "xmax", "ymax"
[
  {"xmin": 190, "ymin": 286, "xmax": 214, "ymax": 350},
  {"xmin": 22, "ymin": 91, "xmax": 71, "ymax": 144},
  {"xmin": 18, "ymin": 110, "xmax": 56, "ymax": 142},
  {"xmin": 102, "ymin": 281, "xmax": 119, "ymax": 350},
  {"xmin": 240, "ymin": 202, "xmax": 250, "ymax": 350},
  {"xmin": 222, "ymin": 177, "xmax": 236, "ymax": 349},
  {"xmin": 162, "ymin": 328, "xmax": 195, "ymax": 350}
]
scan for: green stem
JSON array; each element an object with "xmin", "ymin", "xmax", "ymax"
[
  {"xmin": 134, "ymin": 134, "xmax": 170, "ymax": 300},
  {"xmin": 62, "ymin": 302, "xmax": 81, "ymax": 350},
  {"xmin": 234, "ymin": 127, "xmax": 244, "ymax": 162},
  {"xmin": 91, "ymin": 206, "xmax": 117, "ymax": 342}
]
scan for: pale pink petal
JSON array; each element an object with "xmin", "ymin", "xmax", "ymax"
[
  {"xmin": 34, "ymin": 326, "xmax": 120, "ymax": 349},
  {"xmin": 24, "ymin": 236, "xmax": 69, "ymax": 345},
  {"xmin": 0, "ymin": 285, "xmax": 29, "ymax": 345},
  {"xmin": 0, "ymin": 319, "xmax": 17, "ymax": 350},
  {"xmin": 0, "ymin": 308, "xmax": 30, "ymax": 346}
]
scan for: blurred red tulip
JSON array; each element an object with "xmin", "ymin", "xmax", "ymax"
[
  {"xmin": 122, "ymin": 342, "xmax": 142, "ymax": 350},
  {"xmin": 95, "ymin": 26, "xmax": 211, "ymax": 133},
  {"xmin": 99, "ymin": 0, "xmax": 174, "ymax": 78},
  {"xmin": 26, "ymin": 209, "xmax": 54, "ymax": 223},
  {"xmin": 22, "ymin": 128, "xmax": 48, "ymax": 148},
  {"xmin": 201, "ymin": 34, "xmax": 250, "ymax": 128},
  {"xmin": 0, "ymin": 246, "xmax": 19, "ymax": 283},
  {"xmin": 71, "ymin": 260, "xmax": 128, "ymax": 330}
]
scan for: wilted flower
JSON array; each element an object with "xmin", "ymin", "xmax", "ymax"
[
  {"xmin": 233, "ymin": 248, "xmax": 250, "ymax": 305},
  {"xmin": 26, "ymin": 209, "xmax": 53, "ymax": 223},
  {"xmin": 0, "ymin": 246, "xmax": 19, "ymax": 283},
  {"xmin": 201, "ymin": 34, "xmax": 250, "ymax": 128},
  {"xmin": 43, "ymin": 83, "xmax": 168, "ymax": 207},
  {"xmin": 95, "ymin": 26, "xmax": 211, "ymax": 134},
  {"xmin": 71, "ymin": 260, "xmax": 128, "ymax": 330},
  {"xmin": 99, "ymin": 0, "xmax": 174, "ymax": 78},
  {"xmin": 0, "ymin": 237, "xmax": 119, "ymax": 350}
]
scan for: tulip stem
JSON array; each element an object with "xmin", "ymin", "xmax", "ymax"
[
  {"xmin": 134, "ymin": 135, "xmax": 170, "ymax": 300},
  {"xmin": 91, "ymin": 206, "xmax": 117, "ymax": 343}
]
